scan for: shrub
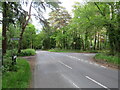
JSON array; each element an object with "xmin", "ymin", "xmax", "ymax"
[
  {"xmin": 3, "ymin": 49, "xmax": 18, "ymax": 72},
  {"xmin": 19, "ymin": 49, "xmax": 36, "ymax": 56}
]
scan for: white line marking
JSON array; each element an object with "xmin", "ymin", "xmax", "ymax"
[
  {"xmin": 62, "ymin": 75, "xmax": 79, "ymax": 88},
  {"xmin": 89, "ymin": 62, "xmax": 93, "ymax": 64},
  {"xmin": 84, "ymin": 54, "xmax": 95, "ymax": 56},
  {"xmin": 78, "ymin": 59, "xmax": 81, "ymax": 61},
  {"xmin": 101, "ymin": 66, "xmax": 106, "ymax": 68},
  {"xmin": 63, "ymin": 55, "xmax": 107, "ymax": 69},
  {"xmin": 58, "ymin": 61, "xmax": 72, "ymax": 69},
  {"xmin": 84, "ymin": 54, "xmax": 89, "ymax": 56},
  {"xmin": 86, "ymin": 76, "xmax": 109, "ymax": 89},
  {"xmin": 72, "ymin": 82, "xmax": 80, "ymax": 88},
  {"xmin": 94, "ymin": 63, "xmax": 99, "ymax": 66}
]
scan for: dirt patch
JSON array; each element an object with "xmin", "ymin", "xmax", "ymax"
[
  {"xmin": 22, "ymin": 55, "xmax": 36, "ymax": 88},
  {"xmin": 92, "ymin": 58, "xmax": 120, "ymax": 70}
]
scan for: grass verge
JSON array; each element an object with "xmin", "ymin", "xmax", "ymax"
[
  {"xmin": 48, "ymin": 49, "xmax": 99, "ymax": 53},
  {"xmin": 2, "ymin": 58, "xmax": 31, "ymax": 88},
  {"xmin": 94, "ymin": 53, "xmax": 120, "ymax": 66}
]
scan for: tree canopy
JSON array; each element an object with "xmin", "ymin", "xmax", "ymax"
[{"xmin": 1, "ymin": 1, "xmax": 120, "ymax": 57}]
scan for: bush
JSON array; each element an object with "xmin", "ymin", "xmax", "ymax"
[
  {"xmin": 3, "ymin": 49, "xmax": 18, "ymax": 72},
  {"xmin": 4, "ymin": 49, "xmax": 18, "ymax": 57},
  {"xmin": 19, "ymin": 49, "xmax": 36, "ymax": 56}
]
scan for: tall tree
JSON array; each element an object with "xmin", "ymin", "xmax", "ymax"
[
  {"xmin": 1, "ymin": 2, "xmax": 24, "ymax": 55},
  {"xmin": 1, "ymin": 2, "xmax": 27, "ymax": 56},
  {"xmin": 18, "ymin": 2, "xmax": 32, "ymax": 53},
  {"xmin": 18, "ymin": 1, "xmax": 60, "ymax": 53},
  {"xmin": 48, "ymin": 6, "xmax": 71, "ymax": 30},
  {"xmin": 2, "ymin": 2, "xmax": 7, "ymax": 55},
  {"xmin": 94, "ymin": 2, "xmax": 120, "ymax": 55},
  {"xmin": 48, "ymin": 6, "xmax": 71, "ymax": 49}
]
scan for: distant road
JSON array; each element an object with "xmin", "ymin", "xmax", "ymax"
[{"xmin": 33, "ymin": 51, "xmax": 119, "ymax": 89}]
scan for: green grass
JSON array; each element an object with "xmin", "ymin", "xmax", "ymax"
[
  {"xmin": 2, "ymin": 58, "xmax": 31, "ymax": 88},
  {"xmin": 0, "ymin": 74, "xmax": 1, "ymax": 90},
  {"xmin": 48, "ymin": 49, "xmax": 99, "ymax": 53},
  {"xmin": 19, "ymin": 49, "xmax": 36, "ymax": 56},
  {"xmin": 95, "ymin": 53, "xmax": 120, "ymax": 65}
]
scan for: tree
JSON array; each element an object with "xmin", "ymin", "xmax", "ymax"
[
  {"xmin": 21, "ymin": 23, "xmax": 36, "ymax": 49},
  {"xmin": 94, "ymin": 2, "xmax": 120, "ymax": 55},
  {"xmin": 1, "ymin": 2, "xmax": 27, "ymax": 55},
  {"xmin": 18, "ymin": 2, "xmax": 32, "ymax": 53},
  {"xmin": 48, "ymin": 6, "xmax": 71, "ymax": 49},
  {"xmin": 2, "ymin": 2, "xmax": 7, "ymax": 55},
  {"xmin": 18, "ymin": 1, "xmax": 60, "ymax": 53},
  {"xmin": 48, "ymin": 6, "xmax": 71, "ymax": 30}
]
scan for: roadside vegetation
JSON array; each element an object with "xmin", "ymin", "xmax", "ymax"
[
  {"xmin": 2, "ymin": 49, "xmax": 35, "ymax": 88},
  {"xmin": 38, "ymin": 2, "xmax": 120, "ymax": 60},
  {"xmin": 0, "ymin": 1, "xmax": 120, "ymax": 88},
  {"xmin": 48, "ymin": 48, "xmax": 99, "ymax": 53},
  {"xmin": 95, "ymin": 53, "xmax": 120, "ymax": 66},
  {"xmin": 2, "ymin": 58, "xmax": 31, "ymax": 88},
  {"xmin": 0, "ymin": 2, "xmax": 58, "ymax": 88},
  {"xmin": 19, "ymin": 49, "xmax": 36, "ymax": 56}
]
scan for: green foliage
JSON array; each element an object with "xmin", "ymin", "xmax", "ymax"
[
  {"xmin": 7, "ymin": 24, "xmax": 20, "ymax": 50},
  {"xmin": 2, "ymin": 58, "xmax": 31, "ymax": 88},
  {"xmin": 5, "ymin": 49, "xmax": 18, "ymax": 57},
  {"xmin": 25, "ymin": 2, "xmax": 120, "ymax": 58},
  {"xmin": 95, "ymin": 53, "xmax": 120, "ymax": 65},
  {"xmin": 38, "ymin": 2, "xmax": 110, "ymax": 51},
  {"xmin": 21, "ymin": 23, "xmax": 36, "ymax": 49},
  {"xmin": 3, "ymin": 49, "xmax": 18, "ymax": 72},
  {"xmin": 49, "ymin": 6, "xmax": 71, "ymax": 29},
  {"xmin": 19, "ymin": 49, "xmax": 36, "ymax": 56},
  {"xmin": 0, "ymin": 28, "xmax": 2, "ymax": 48}
]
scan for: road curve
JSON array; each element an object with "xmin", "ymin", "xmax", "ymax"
[{"xmin": 33, "ymin": 51, "xmax": 119, "ymax": 89}]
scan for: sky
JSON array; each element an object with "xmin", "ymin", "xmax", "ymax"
[{"xmin": 60, "ymin": 0, "xmax": 84, "ymax": 14}]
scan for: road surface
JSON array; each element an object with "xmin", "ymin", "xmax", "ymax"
[{"xmin": 33, "ymin": 51, "xmax": 119, "ymax": 89}]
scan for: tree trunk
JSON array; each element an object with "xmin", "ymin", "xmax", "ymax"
[
  {"xmin": 18, "ymin": 2, "xmax": 32, "ymax": 53},
  {"xmin": 94, "ymin": 32, "xmax": 97, "ymax": 50},
  {"xmin": 18, "ymin": 27, "xmax": 26, "ymax": 53},
  {"xmin": 2, "ymin": 2, "xmax": 7, "ymax": 56},
  {"xmin": 85, "ymin": 29, "xmax": 88, "ymax": 51},
  {"xmin": 81, "ymin": 36, "xmax": 85, "ymax": 50},
  {"xmin": 107, "ymin": 23, "xmax": 116, "ymax": 55},
  {"xmin": 97, "ymin": 33, "xmax": 100, "ymax": 50}
]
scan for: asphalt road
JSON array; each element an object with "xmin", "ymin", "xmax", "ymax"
[{"xmin": 33, "ymin": 51, "xmax": 119, "ymax": 89}]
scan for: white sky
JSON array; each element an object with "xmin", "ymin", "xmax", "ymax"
[{"xmin": 60, "ymin": 0, "xmax": 84, "ymax": 14}]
